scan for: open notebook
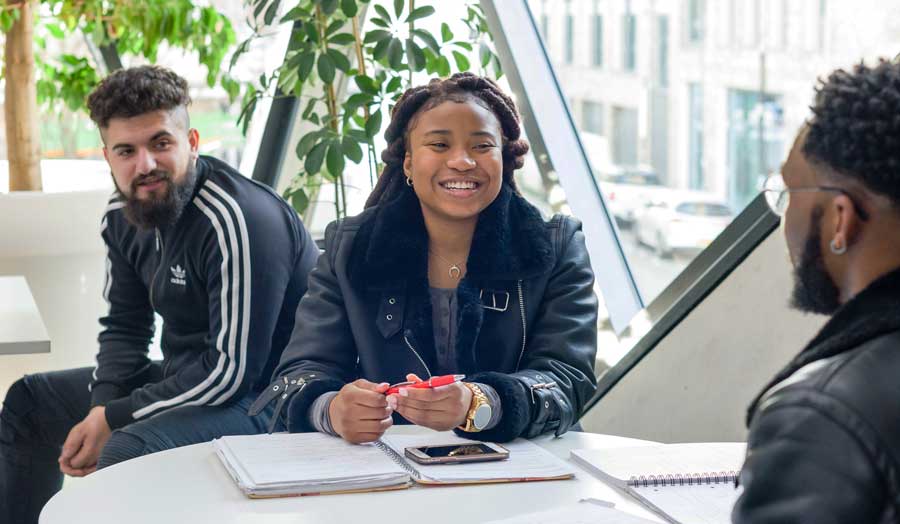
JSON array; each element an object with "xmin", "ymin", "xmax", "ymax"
[
  {"xmin": 571, "ymin": 443, "xmax": 746, "ymax": 524},
  {"xmin": 214, "ymin": 432, "xmax": 575, "ymax": 498}
]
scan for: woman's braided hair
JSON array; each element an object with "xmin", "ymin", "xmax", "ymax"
[{"xmin": 364, "ymin": 72, "xmax": 530, "ymax": 208}]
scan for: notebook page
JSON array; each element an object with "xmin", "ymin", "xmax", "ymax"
[
  {"xmin": 571, "ymin": 443, "xmax": 746, "ymax": 486},
  {"xmin": 481, "ymin": 502, "xmax": 660, "ymax": 524},
  {"xmin": 628, "ymin": 483, "xmax": 742, "ymax": 524},
  {"xmin": 380, "ymin": 433, "xmax": 575, "ymax": 482},
  {"xmin": 215, "ymin": 433, "xmax": 407, "ymax": 487}
]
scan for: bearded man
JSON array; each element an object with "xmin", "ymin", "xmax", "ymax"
[
  {"xmin": 735, "ymin": 58, "xmax": 900, "ymax": 523},
  {"xmin": 0, "ymin": 66, "xmax": 319, "ymax": 524}
]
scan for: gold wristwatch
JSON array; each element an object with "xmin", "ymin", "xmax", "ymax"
[{"xmin": 458, "ymin": 383, "xmax": 492, "ymax": 432}]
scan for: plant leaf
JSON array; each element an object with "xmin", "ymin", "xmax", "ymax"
[
  {"xmin": 405, "ymin": 5, "xmax": 434, "ymax": 23},
  {"xmin": 453, "ymin": 41, "xmax": 473, "ymax": 51},
  {"xmin": 438, "ymin": 55, "xmax": 451, "ymax": 77},
  {"xmin": 320, "ymin": 0, "xmax": 339, "ymax": 15},
  {"xmin": 281, "ymin": 6, "xmax": 305, "ymax": 22},
  {"xmin": 341, "ymin": 0, "xmax": 358, "ymax": 17},
  {"xmin": 387, "ymin": 37, "xmax": 404, "ymax": 69},
  {"xmin": 365, "ymin": 109, "xmax": 383, "ymax": 138},
  {"xmin": 342, "ymin": 136, "xmax": 364, "ymax": 163},
  {"xmin": 411, "ymin": 28, "xmax": 440, "ymax": 53},
  {"xmin": 354, "ymin": 74, "xmax": 379, "ymax": 94},
  {"xmin": 452, "ymin": 50, "xmax": 470, "ymax": 71},
  {"xmin": 305, "ymin": 141, "xmax": 328, "ymax": 175},
  {"xmin": 263, "ymin": 0, "xmax": 279, "ymax": 25},
  {"xmin": 317, "ymin": 52, "xmax": 336, "ymax": 84},
  {"xmin": 290, "ymin": 188, "xmax": 310, "ymax": 215},
  {"xmin": 441, "ymin": 22, "xmax": 453, "ymax": 43},
  {"xmin": 325, "ymin": 20, "xmax": 343, "ymax": 37},
  {"xmin": 405, "ymin": 39, "xmax": 425, "ymax": 72},
  {"xmin": 327, "ymin": 48, "xmax": 351, "ymax": 72},
  {"xmin": 296, "ymin": 130, "xmax": 321, "ymax": 157},
  {"xmin": 393, "ymin": 0, "xmax": 404, "ymax": 18},
  {"xmin": 330, "ymin": 32, "xmax": 356, "ymax": 45},
  {"xmin": 364, "ymin": 29, "xmax": 392, "ymax": 44},
  {"xmin": 385, "ymin": 75, "xmax": 402, "ymax": 93},
  {"xmin": 370, "ymin": 17, "xmax": 390, "ymax": 29},
  {"xmin": 372, "ymin": 37, "xmax": 391, "ymax": 60},
  {"xmin": 479, "ymin": 41, "xmax": 492, "ymax": 68},
  {"xmin": 373, "ymin": 4, "xmax": 392, "ymax": 22},
  {"xmin": 326, "ymin": 140, "xmax": 346, "ymax": 178},
  {"xmin": 297, "ymin": 51, "xmax": 316, "ymax": 80}
]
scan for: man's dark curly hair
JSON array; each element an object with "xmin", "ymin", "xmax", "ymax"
[
  {"xmin": 804, "ymin": 58, "xmax": 900, "ymax": 205},
  {"xmin": 87, "ymin": 65, "xmax": 191, "ymax": 128},
  {"xmin": 364, "ymin": 72, "xmax": 530, "ymax": 208}
]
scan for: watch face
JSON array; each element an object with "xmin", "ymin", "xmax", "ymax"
[{"xmin": 473, "ymin": 404, "xmax": 492, "ymax": 430}]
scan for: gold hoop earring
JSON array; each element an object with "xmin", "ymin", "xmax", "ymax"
[
  {"xmin": 830, "ymin": 238, "xmax": 847, "ymax": 255},
  {"xmin": 405, "ymin": 176, "xmax": 413, "ymax": 187}
]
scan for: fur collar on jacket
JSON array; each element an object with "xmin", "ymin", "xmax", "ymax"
[
  {"xmin": 345, "ymin": 183, "xmax": 556, "ymax": 376},
  {"xmin": 747, "ymin": 267, "xmax": 900, "ymax": 424},
  {"xmin": 347, "ymin": 183, "xmax": 555, "ymax": 289}
]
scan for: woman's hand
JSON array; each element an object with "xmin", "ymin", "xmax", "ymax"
[
  {"xmin": 391, "ymin": 373, "xmax": 473, "ymax": 431},
  {"xmin": 329, "ymin": 379, "xmax": 393, "ymax": 444}
]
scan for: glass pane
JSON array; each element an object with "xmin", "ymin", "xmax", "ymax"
[{"xmin": 526, "ymin": 0, "xmax": 900, "ymax": 368}]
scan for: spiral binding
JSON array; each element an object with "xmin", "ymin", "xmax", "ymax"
[
  {"xmin": 374, "ymin": 440, "xmax": 422, "ymax": 480},
  {"xmin": 627, "ymin": 471, "xmax": 739, "ymax": 488}
]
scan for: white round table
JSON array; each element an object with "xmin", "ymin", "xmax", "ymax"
[{"xmin": 41, "ymin": 427, "xmax": 664, "ymax": 524}]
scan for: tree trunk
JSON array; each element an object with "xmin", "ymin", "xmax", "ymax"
[{"xmin": 4, "ymin": 0, "xmax": 41, "ymax": 191}]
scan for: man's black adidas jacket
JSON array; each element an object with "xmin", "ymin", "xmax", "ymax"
[{"xmin": 90, "ymin": 155, "xmax": 318, "ymax": 430}]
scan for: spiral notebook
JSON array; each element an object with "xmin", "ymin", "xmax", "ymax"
[
  {"xmin": 214, "ymin": 432, "xmax": 575, "ymax": 498},
  {"xmin": 571, "ymin": 443, "xmax": 746, "ymax": 524}
]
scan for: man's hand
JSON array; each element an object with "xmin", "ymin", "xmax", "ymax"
[
  {"xmin": 391, "ymin": 373, "xmax": 473, "ymax": 431},
  {"xmin": 59, "ymin": 406, "xmax": 112, "ymax": 477},
  {"xmin": 329, "ymin": 379, "xmax": 393, "ymax": 444}
]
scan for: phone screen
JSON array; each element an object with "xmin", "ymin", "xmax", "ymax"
[{"xmin": 420, "ymin": 444, "xmax": 498, "ymax": 458}]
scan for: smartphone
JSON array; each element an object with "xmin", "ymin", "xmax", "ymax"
[{"xmin": 404, "ymin": 442, "xmax": 509, "ymax": 465}]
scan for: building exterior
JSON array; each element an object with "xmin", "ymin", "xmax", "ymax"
[{"xmin": 529, "ymin": 0, "xmax": 900, "ymax": 209}]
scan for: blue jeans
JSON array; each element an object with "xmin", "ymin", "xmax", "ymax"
[{"xmin": 0, "ymin": 366, "xmax": 282, "ymax": 524}]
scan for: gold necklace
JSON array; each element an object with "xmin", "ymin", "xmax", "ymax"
[{"xmin": 429, "ymin": 249, "xmax": 465, "ymax": 279}]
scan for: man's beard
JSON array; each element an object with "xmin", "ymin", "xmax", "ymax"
[
  {"xmin": 119, "ymin": 163, "xmax": 198, "ymax": 230},
  {"xmin": 790, "ymin": 206, "xmax": 841, "ymax": 315}
]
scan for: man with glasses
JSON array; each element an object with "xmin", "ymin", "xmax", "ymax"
[{"xmin": 734, "ymin": 58, "xmax": 900, "ymax": 522}]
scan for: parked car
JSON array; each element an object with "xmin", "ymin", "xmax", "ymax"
[
  {"xmin": 596, "ymin": 166, "xmax": 667, "ymax": 228},
  {"xmin": 634, "ymin": 191, "xmax": 733, "ymax": 257}
]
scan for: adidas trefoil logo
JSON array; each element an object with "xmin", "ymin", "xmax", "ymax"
[{"xmin": 170, "ymin": 264, "xmax": 187, "ymax": 286}]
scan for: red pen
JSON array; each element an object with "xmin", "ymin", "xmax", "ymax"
[{"xmin": 385, "ymin": 374, "xmax": 465, "ymax": 395}]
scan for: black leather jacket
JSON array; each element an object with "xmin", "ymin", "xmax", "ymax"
[
  {"xmin": 734, "ymin": 269, "xmax": 900, "ymax": 523},
  {"xmin": 251, "ymin": 185, "xmax": 598, "ymax": 441}
]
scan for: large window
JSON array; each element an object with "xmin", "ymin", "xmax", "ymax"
[{"xmin": 516, "ymin": 0, "xmax": 899, "ymax": 368}]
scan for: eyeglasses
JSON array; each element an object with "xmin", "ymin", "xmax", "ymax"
[{"xmin": 762, "ymin": 173, "xmax": 869, "ymax": 220}]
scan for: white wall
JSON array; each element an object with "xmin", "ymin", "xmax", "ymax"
[
  {"xmin": 0, "ymin": 190, "xmax": 110, "ymax": 399},
  {"xmin": 581, "ymin": 230, "xmax": 827, "ymax": 442}
]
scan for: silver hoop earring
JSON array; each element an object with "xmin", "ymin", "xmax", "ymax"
[
  {"xmin": 405, "ymin": 176, "xmax": 413, "ymax": 187},
  {"xmin": 830, "ymin": 238, "xmax": 847, "ymax": 255}
]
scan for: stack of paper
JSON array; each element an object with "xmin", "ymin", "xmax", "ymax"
[{"xmin": 214, "ymin": 433, "xmax": 411, "ymax": 498}]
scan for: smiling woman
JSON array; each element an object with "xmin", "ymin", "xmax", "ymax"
[{"xmin": 250, "ymin": 72, "xmax": 600, "ymax": 445}]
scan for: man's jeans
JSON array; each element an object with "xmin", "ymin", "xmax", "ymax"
[{"xmin": 0, "ymin": 366, "xmax": 282, "ymax": 524}]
